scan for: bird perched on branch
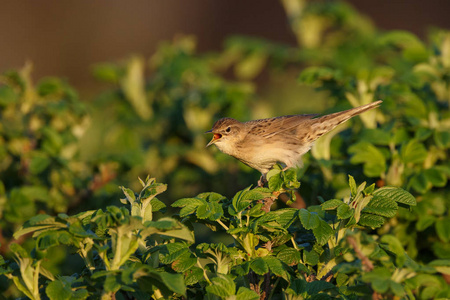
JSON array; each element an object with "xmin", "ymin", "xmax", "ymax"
[{"xmin": 206, "ymin": 100, "xmax": 382, "ymax": 185}]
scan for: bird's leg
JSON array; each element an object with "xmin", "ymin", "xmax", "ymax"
[
  {"xmin": 257, "ymin": 174, "xmax": 267, "ymax": 187},
  {"xmin": 282, "ymin": 165, "xmax": 291, "ymax": 172}
]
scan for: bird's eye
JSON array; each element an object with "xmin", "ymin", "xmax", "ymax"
[{"xmin": 226, "ymin": 126, "xmax": 231, "ymax": 133}]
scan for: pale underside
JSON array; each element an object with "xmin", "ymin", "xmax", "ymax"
[{"xmin": 228, "ymin": 115, "xmax": 319, "ymax": 174}]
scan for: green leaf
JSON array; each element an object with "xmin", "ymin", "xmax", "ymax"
[
  {"xmin": 416, "ymin": 214, "xmax": 436, "ymax": 231},
  {"xmin": 321, "ymin": 199, "xmax": 344, "ymax": 210},
  {"xmin": 196, "ymin": 203, "xmax": 212, "ymax": 219},
  {"xmin": 263, "ymin": 256, "xmax": 286, "ymax": 277},
  {"xmin": 120, "ymin": 187, "xmax": 136, "ymax": 204},
  {"xmin": 392, "ymin": 128, "xmax": 410, "ymax": 144},
  {"xmin": 236, "ymin": 287, "xmax": 259, "ymax": 300},
  {"xmin": 363, "ymin": 194, "xmax": 398, "ymax": 218},
  {"xmin": 277, "ymin": 248, "xmax": 301, "ymax": 265},
  {"xmin": 172, "ymin": 197, "xmax": 204, "ymax": 208},
  {"xmin": 29, "ymin": 152, "xmax": 51, "ymax": 175},
  {"xmin": 428, "ymin": 259, "xmax": 450, "ymax": 275},
  {"xmin": 306, "ymin": 281, "xmax": 336, "ymax": 295},
  {"xmin": 142, "ymin": 182, "xmax": 167, "ymax": 199},
  {"xmin": 359, "ymin": 128, "xmax": 391, "ymax": 146},
  {"xmin": 299, "ymin": 67, "xmax": 342, "ymax": 84},
  {"xmin": 268, "ymin": 172, "xmax": 283, "ymax": 191},
  {"xmin": 348, "ymin": 175, "xmax": 357, "ymax": 196},
  {"xmin": 400, "ymin": 140, "xmax": 427, "ymax": 164},
  {"xmin": 299, "ymin": 209, "xmax": 320, "ymax": 230},
  {"xmin": 171, "ymin": 253, "xmax": 197, "ymax": 273},
  {"xmin": 232, "ymin": 187, "xmax": 263, "ymax": 213},
  {"xmin": 379, "ymin": 30, "xmax": 428, "ymax": 62},
  {"xmin": 364, "ymin": 183, "xmax": 376, "ymax": 195},
  {"xmin": 144, "ymin": 218, "xmax": 194, "ymax": 243},
  {"xmin": 92, "ymin": 62, "xmax": 123, "ymax": 83},
  {"xmin": 206, "ymin": 274, "xmax": 235, "ymax": 297},
  {"xmin": 46, "ymin": 280, "xmax": 72, "ymax": 300},
  {"xmin": 415, "ymin": 127, "xmax": 433, "ymax": 141},
  {"xmin": 303, "ymin": 250, "xmax": 319, "ymax": 266},
  {"xmin": 197, "ymin": 192, "xmax": 227, "ymax": 202},
  {"xmin": 362, "ymin": 267, "xmax": 391, "ymax": 281},
  {"xmin": 235, "ymin": 51, "xmax": 268, "ymax": 80},
  {"xmin": 358, "ymin": 214, "xmax": 385, "ymax": 228},
  {"xmin": 337, "ymin": 203, "xmax": 353, "ymax": 219},
  {"xmin": 209, "ymin": 202, "xmax": 224, "ymax": 220},
  {"xmin": 434, "ymin": 130, "xmax": 450, "ymax": 148},
  {"xmin": 172, "ymin": 197, "xmax": 205, "ymax": 217},
  {"xmin": 371, "ymin": 278, "xmax": 390, "ymax": 293},
  {"xmin": 250, "ymin": 257, "xmax": 269, "ymax": 275},
  {"xmin": 103, "ymin": 275, "xmax": 121, "ymax": 293},
  {"xmin": 435, "ymin": 217, "xmax": 450, "ymax": 243},
  {"xmin": 336, "ymin": 273, "xmax": 349, "ymax": 287},
  {"xmin": 275, "ymin": 208, "xmax": 298, "ymax": 228},
  {"xmin": 424, "ymin": 168, "xmax": 447, "ymax": 187},
  {"xmin": 184, "ymin": 266, "xmax": 203, "ymax": 286},
  {"xmin": 37, "ymin": 231, "xmax": 73, "ymax": 250},
  {"xmin": 72, "ymin": 289, "xmax": 88, "ymax": 299},
  {"xmin": 0, "ymin": 85, "xmax": 17, "ymax": 105},
  {"xmin": 283, "ymin": 168, "xmax": 300, "ymax": 189},
  {"xmin": 380, "ymin": 235, "xmax": 406, "ymax": 267},
  {"xmin": 247, "ymin": 203, "xmax": 265, "ymax": 217},
  {"xmin": 148, "ymin": 270, "xmax": 186, "ymax": 296},
  {"xmin": 348, "ymin": 142, "xmax": 386, "ymax": 177},
  {"xmin": 410, "ymin": 173, "xmax": 429, "ymax": 194},
  {"xmin": 312, "ymin": 219, "xmax": 334, "ymax": 246},
  {"xmin": 20, "ymin": 186, "xmax": 49, "ymax": 202},
  {"xmin": 373, "ymin": 186, "xmax": 416, "ymax": 206},
  {"xmin": 286, "ymin": 278, "xmax": 306, "ymax": 295},
  {"xmin": 390, "ymin": 281, "xmax": 406, "ymax": 297}
]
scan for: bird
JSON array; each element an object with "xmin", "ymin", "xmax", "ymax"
[{"xmin": 206, "ymin": 100, "xmax": 382, "ymax": 185}]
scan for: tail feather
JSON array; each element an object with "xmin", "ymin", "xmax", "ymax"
[{"xmin": 310, "ymin": 100, "xmax": 382, "ymax": 138}]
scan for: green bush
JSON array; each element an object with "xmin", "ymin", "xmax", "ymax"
[
  {"xmin": 0, "ymin": 63, "xmax": 93, "ymax": 246},
  {"xmin": 6, "ymin": 172, "xmax": 445, "ymax": 299}
]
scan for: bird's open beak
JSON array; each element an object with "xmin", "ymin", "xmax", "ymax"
[{"xmin": 205, "ymin": 130, "xmax": 222, "ymax": 147}]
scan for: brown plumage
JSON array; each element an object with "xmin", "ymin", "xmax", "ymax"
[{"xmin": 206, "ymin": 100, "xmax": 382, "ymax": 176}]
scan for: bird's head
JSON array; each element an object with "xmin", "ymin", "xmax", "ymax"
[{"xmin": 206, "ymin": 118, "xmax": 243, "ymax": 154}]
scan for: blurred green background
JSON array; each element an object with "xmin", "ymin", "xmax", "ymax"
[{"xmin": 2, "ymin": 0, "xmax": 450, "ymax": 91}]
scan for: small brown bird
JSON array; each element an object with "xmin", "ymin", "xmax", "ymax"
[{"xmin": 206, "ymin": 101, "xmax": 382, "ymax": 181}]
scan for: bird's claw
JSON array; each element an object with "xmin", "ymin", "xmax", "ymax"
[{"xmin": 258, "ymin": 175, "xmax": 267, "ymax": 187}]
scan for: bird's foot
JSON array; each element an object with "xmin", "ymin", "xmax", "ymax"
[
  {"xmin": 258, "ymin": 175, "xmax": 267, "ymax": 187},
  {"xmin": 282, "ymin": 165, "xmax": 291, "ymax": 172}
]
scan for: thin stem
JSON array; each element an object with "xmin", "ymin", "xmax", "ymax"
[
  {"xmin": 197, "ymin": 260, "xmax": 212, "ymax": 285},
  {"xmin": 111, "ymin": 229, "xmax": 122, "ymax": 270},
  {"xmin": 347, "ymin": 235, "xmax": 374, "ymax": 271},
  {"xmin": 290, "ymin": 236, "xmax": 299, "ymax": 250},
  {"xmin": 268, "ymin": 277, "xmax": 280, "ymax": 300},
  {"xmin": 33, "ymin": 260, "xmax": 41, "ymax": 300},
  {"xmin": 216, "ymin": 219, "xmax": 229, "ymax": 231}
]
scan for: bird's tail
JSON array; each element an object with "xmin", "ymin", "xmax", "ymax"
[{"xmin": 309, "ymin": 100, "xmax": 382, "ymax": 139}]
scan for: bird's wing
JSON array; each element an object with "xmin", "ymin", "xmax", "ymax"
[{"xmin": 246, "ymin": 115, "xmax": 319, "ymax": 140}]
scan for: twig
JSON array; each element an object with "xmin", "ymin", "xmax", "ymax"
[
  {"xmin": 261, "ymin": 197, "xmax": 275, "ymax": 213},
  {"xmin": 261, "ymin": 272, "xmax": 271, "ymax": 300},
  {"xmin": 320, "ymin": 270, "xmax": 334, "ymax": 282},
  {"xmin": 260, "ymin": 192, "xmax": 280, "ymax": 213},
  {"xmin": 248, "ymin": 271, "xmax": 260, "ymax": 295},
  {"xmin": 347, "ymin": 235, "xmax": 374, "ymax": 271},
  {"xmin": 372, "ymin": 291, "xmax": 382, "ymax": 300},
  {"xmin": 306, "ymin": 274, "xmax": 317, "ymax": 282},
  {"xmin": 260, "ymin": 241, "xmax": 273, "ymax": 299}
]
